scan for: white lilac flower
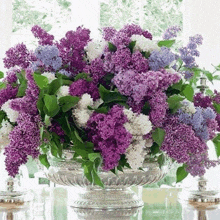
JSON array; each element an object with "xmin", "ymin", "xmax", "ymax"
[
  {"xmin": 56, "ymin": 86, "xmax": 69, "ymax": 99},
  {"xmin": 42, "ymin": 72, "xmax": 56, "ymax": 83},
  {"xmin": 85, "ymin": 40, "xmax": 107, "ymax": 61},
  {"xmin": 73, "ymin": 109, "xmax": 91, "ymax": 128},
  {"xmin": 1, "ymin": 100, "xmax": 19, "ymax": 123},
  {"xmin": 123, "ymin": 109, "xmax": 152, "ymax": 136},
  {"xmin": 78, "ymin": 93, "xmax": 94, "ymax": 109},
  {"xmin": 72, "ymin": 93, "xmax": 101, "ymax": 128},
  {"xmin": 131, "ymin": 34, "xmax": 160, "ymax": 53},
  {"xmin": 0, "ymin": 120, "xmax": 13, "ymax": 149},
  {"xmin": 180, "ymin": 99, "xmax": 196, "ymax": 114},
  {"xmin": 125, "ymin": 141, "xmax": 146, "ymax": 170}
]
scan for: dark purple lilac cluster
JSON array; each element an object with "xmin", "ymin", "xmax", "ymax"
[
  {"xmin": 69, "ymin": 79, "xmax": 99, "ymax": 101},
  {"xmin": 31, "ymin": 25, "xmax": 54, "ymax": 46},
  {"xmin": 4, "ymin": 68, "xmax": 40, "ymax": 176},
  {"xmin": 161, "ymin": 116, "xmax": 209, "ymax": 176},
  {"xmin": 86, "ymin": 105, "xmax": 132, "ymax": 171},
  {"xmin": 3, "ymin": 43, "xmax": 36, "ymax": 69},
  {"xmin": 56, "ymin": 27, "xmax": 91, "ymax": 75}
]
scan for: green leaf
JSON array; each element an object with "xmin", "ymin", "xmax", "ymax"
[
  {"xmin": 88, "ymin": 153, "xmax": 102, "ymax": 162},
  {"xmin": 99, "ymin": 85, "xmax": 127, "ymax": 104},
  {"xmin": 0, "ymin": 82, "xmax": 6, "ymax": 89},
  {"xmin": 176, "ymin": 165, "xmax": 188, "ymax": 183},
  {"xmin": 39, "ymin": 154, "xmax": 50, "ymax": 169},
  {"xmin": 128, "ymin": 41, "xmax": 136, "ymax": 53},
  {"xmin": 213, "ymin": 75, "xmax": 220, "ymax": 81},
  {"xmin": 213, "ymin": 134, "xmax": 220, "ymax": 157},
  {"xmin": 0, "ymin": 71, "xmax": 4, "ymax": 79},
  {"xmin": 141, "ymin": 51, "xmax": 151, "ymax": 59},
  {"xmin": 152, "ymin": 128, "xmax": 165, "ymax": 147},
  {"xmin": 150, "ymin": 142, "xmax": 160, "ymax": 155},
  {"xmin": 0, "ymin": 110, "xmax": 7, "ymax": 124},
  {"xmin": 92, "ymin": 169, "xmax": 104, "ymax": 188},
  {"xmin": 181, "ymin": 84, "xmax": 194, "ymax": 101},
  {"xmin": 141, "ymin": 102, "xmax": 151, "ymax": 115},
  {"xmin": 203, "ymin": 71, "xmax": 213, "ymax": 83},
  {"xmin": 158, "ymin": 40, "xmax": 175, "ymax": 48},
  {"xmin": 50, "ymin": 141, "xmax": 58, "ymax": 157},
  {"xmin": 171, "ymin": 80, "xmax": 183, "ymax": 91},
  {"xmin": 74, "ymin": 72, "xmax": 92, "ymax": 82},
  {"xmin": 213, "ymin": 103, "xmax": 220, "ymax": 114},
  {"xmin": 33, "ymin": 73, "xmax": 49, "ymax": 89},
  {"xmin": 58, "ymin": 95, "xmax": 80, "ymax": 112},
  {"xmin": 205, "ymin": 89, "xmax": 213, "ymax": 96},
  {"xmin": 157, "ymin": 154, "xmax": 165, "ymax": 168},
  {"xmin": 167, "ymin": 94, "xmax": 185, "ymax": 113},
  {"xmin": 16, "ymin": 72, "xmax": 27, "ymax": 97},
  {"xmin": 108, "ymin": 42, "xmax": 117, "ymax": 52},
  {"xmin": 48, "ymin": 77, "xmax": 63, "ymax": 95},
  {"xmin": 44, "ymin": 94, "xmax": 60, "ymax": 117},
  {"xmin": 74, "ymin": 129, "xmax": 83, "ymax": 143},
  {"xmin": 44, "ymin": 115, "xmax": 51, "ymax": 126}
]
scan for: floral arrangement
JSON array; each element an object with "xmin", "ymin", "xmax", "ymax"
[{"xmin": 1, "ymin": 24, "xmax": 220, "ymax": 187}]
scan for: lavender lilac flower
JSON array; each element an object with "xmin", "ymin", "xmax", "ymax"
[
  {"xmin": 179, "ymin": 34, "xmax": 203, "ymax": 68},
  {"xmin": 163, "ymin": 26, "xmax": 181, "ymax": 40},
  {"xmin": 148, "ymin": 47, "xmax": 176, "ymax": 71},
  {"xmin": 34, "ymin": 45, "xmax": 62, "ymax": 71}
]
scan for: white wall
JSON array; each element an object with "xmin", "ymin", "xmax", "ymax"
[{"xmin": 0, "ymin": 0, "xmax": 12, "ymax": 72}]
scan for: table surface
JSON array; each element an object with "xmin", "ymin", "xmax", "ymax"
[{"xmin": 0, "ymin": 186, "xmax": 220, "ymax": 220}]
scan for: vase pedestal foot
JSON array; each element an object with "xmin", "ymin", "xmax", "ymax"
[{"xmin": 68, "ymin": 187, "xmax": 143, "ymax": 209}]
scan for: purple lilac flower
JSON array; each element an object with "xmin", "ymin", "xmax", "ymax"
[
  {"xmin": 148, "ymin": 47, "xmax": 176, "ymax": 71},
  {"xmin": 186, "ymin": 152, "xmax": 220, "ymax": 177},
  {"xmin": 35, "ymin": 45, "xmax": 62, "ymax": 71},
  {"xmin": 83, "ymin": 58, "xmax": 106, "ymax": 84},
  {"xmin": 102, "ymin": 27, "xmax": 117, "ymax": 41},
  {"xmin": 163, "ymin": 26, "xmax": 181, "ymax": 40},
  {"xmin": 3, "ymin": 43, "xmax": 35, "ymax": 69},
  {"xmin": 179, "ymin": 34, "xmax": 203, "ymax": 68},
  {"xmin": 111, "ymin": 32, "xmax": 131, "ymax": 47},
  {"xmin": 4, "ymin": 68, "xmax": 19, "ymax": 84},
  {"xmin": 194, "ymin": 93, "xmax": 213, "ymax": 108},
  {"xmin": 111, "ymin": 47, "xmax": 132, "ymax": 72},
  {"xmin": 86, "ymin": 105, "xmax": 132, "ymax": 171},
  {"xmin": 49, "ymin": 121, "xmax": 65, "ymax": 142},
  {"xmin": 120, "ymin": 24, "xmax": 152, "ymax": 39},
  {"xmin": 149, "ymin": 91, "xmax": 168, "ymax": 127},
  {"xmin": 112, "ymin": 69, "xmax": 180, "ymax": 108},
  {"xmin": 0, "ymin": 85, "xmax": 18, "ymax": 108},
  {"xmin": 130, "ymin": 51, "xmax": 149, "ymax": 73},
  {"xmin": 56, "ymin": 26, "xmax": 91, "ymax": 75},
  {"xmin": 4, "ymin": 113, "xmax": 40, "ymax": 177},
  {"xmin": 10, "ymin": 68, "xmax": 39, "ymax": 115},
  {"xmin": 213, "ymin": 90, "xmax": 220, "ymax": 104},
  {"xmin": 69, "ymin": 79, "xmax": 99, "ymax": 100},
  {"xmin": 161, "ymin": 116, "xmax": 208, "ymax": 164},
  {"xmin": 31, "ymin": 25, "xmax": 54, "ymax": 45}
]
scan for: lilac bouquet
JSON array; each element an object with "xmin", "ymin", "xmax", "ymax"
[{"xmin": 1, "ymin": 24, "xmax": 220, "ymax": 187}]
